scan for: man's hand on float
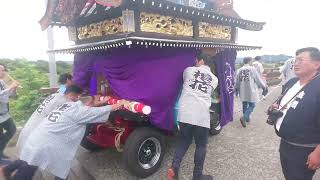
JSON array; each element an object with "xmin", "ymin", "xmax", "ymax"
[
  {"xmin": 111, "ymin": 100, "xmax": 126, "ymax": 111},
  {"xmin": 93, "ymin": 95, "xmax": 105, "ymax": 106}
]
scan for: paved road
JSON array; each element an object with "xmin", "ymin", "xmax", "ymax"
[{"xmin": 75, "ymin": 86, "xmax": 319, "ymax": 180}]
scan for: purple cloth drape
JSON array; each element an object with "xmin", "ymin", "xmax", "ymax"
[
  {"xmin": 73, "ymin": 53, "xmax": 95, "ymax": 88},
  {"xmin": 215, "ymin": 49, "xmax": 237, "ymax": 126},
  {"xmin": 73, "ymin": 47, "xmax": 196, "ymax": 130}
]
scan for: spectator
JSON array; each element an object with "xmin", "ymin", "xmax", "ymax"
[
  {"xmin": 269, "ymin": 47, "xmax": 320, "ymax": 180},
  {"xmin": 252, "ymin": 56, "xmax": 264, "ymax": 76},
  {"xmin": 280, "ymin": 58, "xmax": 296, "ymax": 88},
  {"xmin": 0, "ymin": 64, "xmax": 19, "ymax": 159},
  {"xmin": 235, "ymin": 57, "xmax": 267, "ymax": 127}
]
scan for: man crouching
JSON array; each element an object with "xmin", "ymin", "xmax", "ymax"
[{"xmin": 2, "ymin": 85, "xmax": 124, "ymax": 180}]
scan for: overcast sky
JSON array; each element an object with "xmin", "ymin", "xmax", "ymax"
[{"xmin": 0, "ymin": 0, "xmax": 319, "ymax": 60}]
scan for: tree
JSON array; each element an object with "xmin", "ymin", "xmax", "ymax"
[
  {"xmin": 8, "ymin": 60, "xmax": 49, "ymax": 125},
  {"xmin": 0, "ymin": 58, "xmax": 72, "ymax": 125}
]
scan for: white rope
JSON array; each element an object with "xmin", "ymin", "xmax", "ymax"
[{"xmin": 108, "ymin": 126, "xmax": 125, "ymax": 152}]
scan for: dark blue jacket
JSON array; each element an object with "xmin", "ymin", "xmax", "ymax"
[{"xmin": 276, "ymin": 75, "xmax": 320, "ymax": 144}]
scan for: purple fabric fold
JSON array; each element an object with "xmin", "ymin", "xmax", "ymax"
[{"xmin": 215, "ymin": 49, "xmax": 237, "ymax": 126}]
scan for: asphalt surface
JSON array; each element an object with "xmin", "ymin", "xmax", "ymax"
[
  {"xmin": 75, "ymin": 86, "xmax": 320, "ymax": 180},
  {"xmin": 5, "ymin": 86, "xmax": 320, "ymax": 180}
]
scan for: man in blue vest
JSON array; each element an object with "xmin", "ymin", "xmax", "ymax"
[{"xmin": 270, "ymin": 47, "xmax": 320, "ymax": 180}]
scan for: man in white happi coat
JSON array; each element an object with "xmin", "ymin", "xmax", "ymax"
[
  {"xmin": 252, "ymin": 56, "xmax": 266, "ymax": 100},
  {"xmin": 168, "ymin": 53, "xmax": 218, "ymax": 180},
  {"xmin": 3, "ymin": 86, "xmax": 124, "ymax": 180},
  {"xmin": 235, "ymin": 57, "xmax": 267, "ymax": 127},
  {"xmin": 280, "ymin": 58, "xmax": 296, "ymax": 88},
  {"xmin": 252, "ymin": 56, "xmax": 264, "ymax": 76},
  {"xmin": 2, "ymin": 85, "xmax": 83, "ymax": 179},
  {"xmin": 16, "ymin": 91, "xmax": 73, "ymax": 154}
]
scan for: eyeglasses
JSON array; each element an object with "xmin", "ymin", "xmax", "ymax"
[{"xmin": 294, "ymin": 57, "xmax": 310, "ymax": 64}]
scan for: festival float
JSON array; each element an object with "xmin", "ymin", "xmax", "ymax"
[{"xmin": 40, "ymin": 0, "xmax": 265, "ymax": 177}]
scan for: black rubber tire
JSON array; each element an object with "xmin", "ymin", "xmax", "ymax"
[
  {"xmin": 80, "ymin": 124, "xmax": 104, "ymax": 151},
  {"xmin": 209, "ymin": 111, "xmax": 222, "ymax": 136},
  {"xmin": 122, "ymin": 127, "xmax": 165, "ymax": 178}
]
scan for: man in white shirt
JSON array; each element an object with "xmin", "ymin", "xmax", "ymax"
[
  {"xmin": 252, "ymin": 56, "xmax": 266, "ymax": 100},
  {"xmin": 280, "ymin": 58, "xmax": 296, "ymax": 87},
  {"xmin": 252, "ymin": 56, "xmax": 264, "ymax": 76},
  {"xmin": 168, "ymin": 53, "xmax": 218, "ymax": 180}
]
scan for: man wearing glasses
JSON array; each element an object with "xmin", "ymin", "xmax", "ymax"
[{"xmin": 270, "ymin": 47, "xmax": 320, "ymax": 180}]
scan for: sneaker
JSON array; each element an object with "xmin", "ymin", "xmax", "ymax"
[
  {"xmin": 193, "ymin": 174, "xmax": 213, "ymax": 180},
  {"xmin": 167, "ymin": 167, "xmax": 178, "ymax": 180},
  {"xmin": 240, "ymin": 117, "xmax": 246, "ymax": 127}
]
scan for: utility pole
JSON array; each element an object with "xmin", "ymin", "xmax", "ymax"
[
  {"xmin": 47, "ymin": 26, "xmax": 58, "ymax": 88},
  {"xmin": 44, "ymin": 0, "xmax": 58, "ymax": 88}
]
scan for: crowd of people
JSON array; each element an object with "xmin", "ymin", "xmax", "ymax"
[
  {"xmin": 236, "ymin": 47, "xmax": 320, "ymax": 180},
  {"xmin": 0, "ymin": 69, "xmax": 126, "ymax": 179},
  {"xmin": 0, "ymin": 47, "xmax": 319, "ymax": 180}
]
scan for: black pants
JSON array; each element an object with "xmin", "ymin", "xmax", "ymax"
[
  {"xmin": 3, "ymin": 160, "xmax": 37, "ymax": 180},
  {"xmin": 4, "ymin": 160, "xmax": 67, "ymax": 180},
  {"xmin": 0, "ymin": 118, "xmax": 16, "ymax": 156},
  {"xmin": 172, "ymin": 122, "xmax": 209, "ymax": 179},
  {"xmin": 279, "ymin": 140, "xmax": 316, "ymax": 180}
]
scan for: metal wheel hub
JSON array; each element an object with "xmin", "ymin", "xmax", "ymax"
[{"xmin": 138, "ymin": 137, "xmax": 161, "ymax": 170}]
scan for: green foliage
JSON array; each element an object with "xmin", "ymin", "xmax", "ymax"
[
  {"xmin": 0, "ymin": 58, "xmax": 72, "ymax": 125},
  {"xmin": 33, "ymin": 60, "xmax": 73, "ymax": 74},
  {"xmin": 56, "ymin": 61, "xmax": 73, "ymax": 74}
]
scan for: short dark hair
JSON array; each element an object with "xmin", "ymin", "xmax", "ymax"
[
  {"xmin": 295, "ymin": 47, "xmax": 320, "ymax": 61},
  {"xmin": 243, "ymin": 57, "xmax": 253, "ymax": 64},
  {"xmin": 58, "ymin": 73, "xmax": 73, "ymax": 84},
  {"xmin": 254, "ymin": 56, "xmax": 262, "ymax": 61},
  {"xmin": 64, "ymin": 85, "xmax": 83, "ymax": 95},
  {"xmin": 196, "ymin": 52, "xmax": 211, "ymax": 65}
]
